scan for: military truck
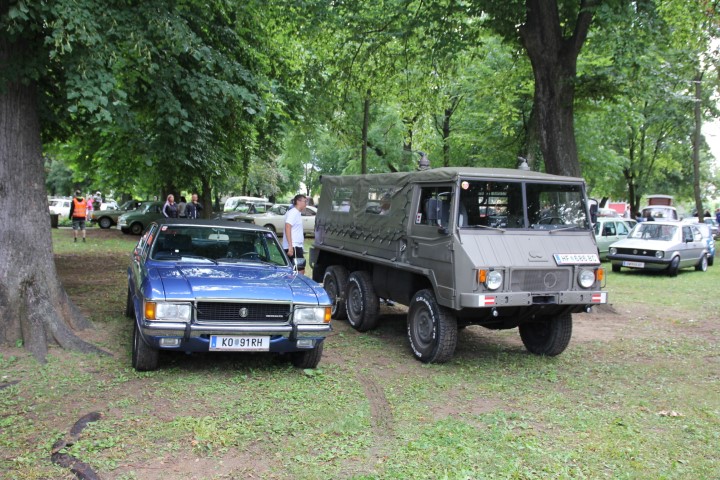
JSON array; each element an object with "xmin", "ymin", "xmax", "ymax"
[{"xmin": 310, "ymin": 167, "xmax": 608, "ymax": 363}]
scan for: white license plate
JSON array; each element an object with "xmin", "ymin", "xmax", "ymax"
[
  {"xmin": 622, "ymin": 261, "xmax": 645, "ymax": 268},
  {"xmin": 209, "ymin": 336, "xmax": 269, "ymax": 351}
]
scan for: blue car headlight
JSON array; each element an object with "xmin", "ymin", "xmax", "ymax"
[
  {"xmin": 144, "ymin": 301, "xmax": 192, "ymax": 322},
  {"xmin": 294, "ymin": 306, "xmax": 332, "ymax": 324}
]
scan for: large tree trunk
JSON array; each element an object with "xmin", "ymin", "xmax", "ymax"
[
  {"xmin": 0, "ymin": 35, "xmax": 100, "ymax": 361},
  {"xmin": 201, "ymin": 176, "xmax": 212, "ymax": 219},
  {"xmin": 692, "ymin": 70, "xmax": 704, "ymax": 220},
  {"xmin": 361, "ymin": 89, "xmax": 370, "ymax": 174},
  {"xmin": 520, "ymin": 0, "xmax": 597, "ymax": 177}
]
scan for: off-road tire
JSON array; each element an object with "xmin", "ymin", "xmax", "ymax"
[
  {"xmin": 407, "ymin": 289, "xmax": 458, "ymax": 363},
  {"xmin": 695, "ymin": 254, "xmax": 708, "ymax": 272},
  {"xmin": 345, "ymin": 271, "xmax": 379, "ymax": 331},
  {"xmin": 519, "ymin": 312, "xmax": 572, "ymax": 356},
  {"xmin": 130, "ymin": 222, "xmax": 144, "ymax": 235},
  {"xmin": 132, "ymin": 322, "xmax": 159, "ymax": 371},
  {"xmin": 125, "ymin": 284, "xmax": 134, "ymax": 318},
  {"xmin": 323, "ymin": 266, "xmax": 349, "ymax": 320},
  {"xmin": 667, "ymin": 256, "xmax": 680, "ymax": 277},
  {"xmin": 290, "ymin": 342, "xmax": 324, "ymax": 369},
  {"xmin": 99, "ymin": 217, "xmax": 112, "ymax": 229}
]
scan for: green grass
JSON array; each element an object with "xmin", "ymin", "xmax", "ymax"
[{"xmin": 0, "ymin": 231, "xmax": 718, "ymax": 479}]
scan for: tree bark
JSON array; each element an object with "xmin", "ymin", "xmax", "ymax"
[
  {"xmin": 0, "ymin": 34, "xmax": 100, "ymax": 361},
  {"xmin": 519, "ymin": 0, "xmax": 597, "ymax": 177},
  {"xmin": 692, "ymin": 70, "xmax": 703, "ymax": 220},
  {"xmin": 361, "ymin": 89, "xmax": 371, "ymax": 174},
  {"xmin": 201, "ymin": 176, "xmax": 212, "ymax": 219}
]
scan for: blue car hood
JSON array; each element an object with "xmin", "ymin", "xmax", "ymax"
[{"xmin": 152, "ymin": 264, "xmax": 323, "ymax": 304}]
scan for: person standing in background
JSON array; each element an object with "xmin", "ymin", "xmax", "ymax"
[
  {"xmin": 177, "ymin": 196, "xmax": 187, "ymax": 218},
  {"xmin": 85, "ymin": 195, "xmax": 94, "ymax": 227},
  {"xmin": 68, "ymin": 190, "xmax": 87, "ymax": 243},
  {"xmin": 186, "ymin": 193, "xmax": 203, "ymax": 219},
  {"xmin": 163, "ymin": 194, "xmax": 178, "ymax": 218},
  {"xmin": 283, "ymin": 194, "xmax": 307, "ymax": 275}
]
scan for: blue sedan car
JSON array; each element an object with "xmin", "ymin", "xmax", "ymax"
[{"xmin": 126, "ymin": 219, "xmax": 332, "ymax": 371}]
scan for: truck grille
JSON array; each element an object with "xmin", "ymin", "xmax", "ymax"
[
  {"xmin": 196, "ymin": 302, "xmax": 291, "ymax": 322},
  {"xmin": 510, "ymin": 269, "xmax": 570, "ymax": 292}
]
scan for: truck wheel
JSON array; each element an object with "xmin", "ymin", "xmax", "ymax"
[
  {"xmin": 519, "ymin": 312, "xmax": 572, "ymax": 356},
  {"xmin": 667, "ymin": 256, "xmax": 680, "ymax": 277},
  {"xmin": 345, "ymin": 271, "xmax": 379, "ymax": 331},
  {"xmin": 290, "ymin": 342, "xmax": 324, "ymax": 369},
  {"xmin": 407, "ymin": 289, "xmax": 457, "ymax": 363},
  {"xmin": 695, "ymin": 254, "xmax": 708, "ymax": 272},
  {"xmin": 132, "ymin": 322, "xmax": 159, "ymax": 371},
  {"xmin": 323, "ymin": 266, "xmax": 349, "ymax": 320}
]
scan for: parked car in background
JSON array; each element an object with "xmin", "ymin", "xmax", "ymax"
[
  {"xmin": 126, "ymin": 219, "xmax": 332, "ymax": 371},
  {"xmin": 686, "ymin": 217, "xmax": 719, "ymax": 239},
  {"xmin": 233, "ymin": 204, "xmax": 317, "ymax": 237},
  {"xmin": 117, "ymin": 201, "xmax": 164, "ymax": 235},
  {"xmin": 48, "ymin": 198, "xmax": 72, "ymax": 218},
  {"xmin": 596, "ymin": 207, "xmax": 620, "ymax": 217},
  {"xmin": 223, "ymin": 196, "xmax": 269, "ymax": 212},
  {"xmin": 221, "ymin": 201, "xmax": 274, "ymax": 221},
  {"xmin": 681, "ymin": 220, "xmax": 715, "ymax": 266},
  {"xmin": 608, "ymin": 221, "xmax": 708, "ymax": 276},
  {"xmin": 92, "ymin": 200, "xmax": 146, "ymax": 229},
  {"xmin": 594, "ymin": 217, "xmax": 635, "ymax": 260}
]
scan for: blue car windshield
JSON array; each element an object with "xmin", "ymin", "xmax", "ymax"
[{"xmin": 150, "ymin": 226, "xmax": 288, "ymax": 266}]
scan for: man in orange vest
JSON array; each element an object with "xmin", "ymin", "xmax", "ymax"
[{"xmin": 68, "ymin": 190, "xmax": 88, "ymax": 243}]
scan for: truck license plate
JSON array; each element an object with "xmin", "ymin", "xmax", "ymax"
[
  {"xmin": 622, "ymin": 261, "xmax": 645, "ymax": 268},
  {"xmin": 209, "ymin": 336, "xmax": 269, "ymax": 351}
]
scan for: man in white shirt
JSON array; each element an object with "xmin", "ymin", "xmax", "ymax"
[{"xmin": 283, "ymin": 194, "xmax": 307, "ymax": 274}]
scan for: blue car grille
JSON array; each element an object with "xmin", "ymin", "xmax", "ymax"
[{"xmin": 196, "ymin": 302, "xmax": 291, "ymax": 322}]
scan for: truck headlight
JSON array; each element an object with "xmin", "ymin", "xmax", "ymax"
[
  {"xmin": 578, "ymin": 269, "xmax": 595, "ymax": 289},
  {"xmin": 484, "ymin": 270, "xmax": 503, "ymax": 290},
  {"xmin": 655, "ymin": 251, "xmax": 664, "ymax": 259},
  {"xmin": 294, "ymin": 306, "xmax": 332, "ymax": 324},
  {"xmin": 145, "ymin": 301, "xmax": 192, "ymax": 322}
]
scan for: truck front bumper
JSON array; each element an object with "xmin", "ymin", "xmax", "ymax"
[{"xmin": 459, "ymin": 290, "xmax": 607, "ymax": 308}]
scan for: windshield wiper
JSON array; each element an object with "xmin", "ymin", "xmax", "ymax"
[
  {"xmin": 465, "ymin": 224, "xmax": 507, "ymax": 233},
  {"xmin": 548, "ymin": 226, "xmax": 585, "ymax": 234}
]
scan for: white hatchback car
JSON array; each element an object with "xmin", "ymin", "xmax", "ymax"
[
  {"xmin": 48, "ymin": 198, "xmax": 72, "ymax": 217},
  {"xmin": 232, "ymin": 204, "xmax": 316, "ymax": 237},
  {"xmin": 607, "ymin": 221, "xmax": 708, "ymax": 276}
]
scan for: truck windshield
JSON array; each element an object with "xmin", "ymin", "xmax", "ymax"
[{"xmin": 458, "ymin": 180, "xmax": 590, "ymax": 230}]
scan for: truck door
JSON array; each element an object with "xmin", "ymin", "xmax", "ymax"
[{"xmin": 409, "ymin": 185, "xmax": 456, "ymax": 304}]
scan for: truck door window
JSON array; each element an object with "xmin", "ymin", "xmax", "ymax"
[{"xmin": 417, "ymin": 186, "xmax": 453, "ymax": 227}]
